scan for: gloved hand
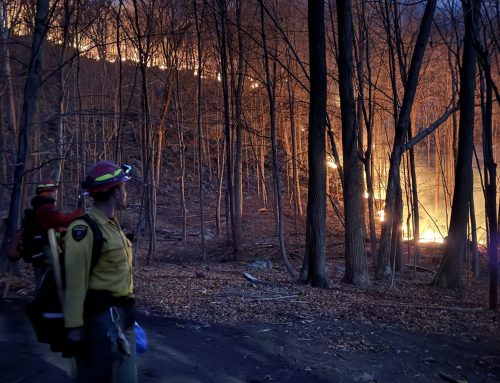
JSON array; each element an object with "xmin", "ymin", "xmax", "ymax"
[{"xmin": 65, "ymin": 327, "xmax": 85, "ymax": 356}]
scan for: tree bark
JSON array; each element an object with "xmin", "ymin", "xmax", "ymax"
[
  {"xmin": 469, "ymin": 185, "xmax": 479, "ymax": 278},
  {"xmin": 476, "ymin": 41, "xmax": 498, "ymax": 309},
  {"xmin": 215, "ymin": 0, "xmax": 237, "ymax": 256},
  {"xmin": 300, "ymin": 0, "xmax": 328, "ymax": 288},
  {"xmin": 1, "ymin": 0, "xmax": 49, "ymax": 261},
  {"xmin": 194, "ymin": 0, "xmax": 206, "ymax": 260},
  {"xmin": 54, "ymin": 0, "xmax": 74, "ymax": 185},
  {"xmin": 433, "ymin": 0, "xmax": 479, "ymax": 290},
  {"xmin": 0, "ymin": 2, "xmax": 17, "ymax": 185},
  {"xmin": 408, "ymin": 117, "xmax": 420, "ymax": 266},
  {"xmin": 259, "ymin": 0, "xmax": 298, "ymax": 279},
  {"xmin": 336, "ymin": 0, "xmax": 369, "ymax": 287},
  {"xmin": 132, "ymin": 0, "xmax": 156, "ymax": 263},
  {"xmin": 377, "ymin": 0, "xmax": 437, "ymax": 279},
  {"xmin": 232, "ymin": 0, "xmax": 245, "ymax": 245},
  {"xmin": 287, "ymin": 71, "xmax": 303, "ymax": 218}
]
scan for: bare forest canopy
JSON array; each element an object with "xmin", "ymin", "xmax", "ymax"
[{"xmin": 0, "ymin": 0, "xmax": 498, "ymax": 298}]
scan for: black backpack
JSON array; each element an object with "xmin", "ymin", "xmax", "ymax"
[
  {"xmin": 18, "ymin": 208, "xmax": 47, "ymax": 265},
  {"xmin": 26, "ymin": 214, "xmax": 104, "ymax": 354}
]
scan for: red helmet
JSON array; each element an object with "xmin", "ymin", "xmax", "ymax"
[
  {"xmin": 82, "ymin": 162, "xmax": 131, "ymax": 194},
  {"xmin": 36, "ymin": 178, "xmax": 59, "ymax": 194}
]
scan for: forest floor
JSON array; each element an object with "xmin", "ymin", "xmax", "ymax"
[
  {"xmin": 1, "ymin": 240, "xmax": 499, "ymax": 381},
  {"xmin": 1, "ymin": 207, "xmax": 499, "ymax": 382}
]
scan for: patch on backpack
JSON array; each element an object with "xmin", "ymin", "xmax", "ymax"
[{"xmin": 72, "ymin": 225, "xmax": 88, "ymax": 241}]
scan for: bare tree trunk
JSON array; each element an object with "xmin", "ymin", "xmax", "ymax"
[
  {"xmin": 391, "ymin": 184, "xmax": 403, "ymax": 272},
  {"xmin": 300, "ymin": 0, "xmax": 328, "ymax": 288},
  {"xmin": 175, "ymin": 91, "xmax": 187, "ymax": 244},
  {"xmin": 469, "ymin": 185, "xmax": 479, "ymax": 278},
  {"xmin": 408, "ymin": 116, "xmax": 420, "ymax": 265},
  {"xmin": 477, "ymin": 41, "xmax": 498, "ymax": 309},
  {"xmin": 232, "ymin": 0, "xmax": 245, "ymax": 244},
  {"xmin": 75, "ymin": 14, "xmax": 85, "ymax": 187},
  {"xmin": 366, "ymin": 155, "xmax": 377, "ymax": 266},
  {"xmin": 259, "ymin": 0, "xmax": 298, "ymax": 279},
  {"xmin": 0, "ymin": 0, "xmax": 49, "ymax": 261},
  {"xmin": 215, "ymin": 0, "xmax": 237, "ymax": 256},
  {"xmin": 0, "ymin": 1, "xmax": 17, "ymax": 182},
  {"xmin": 154, "ymin": 127, "xmax": 162, "ymax": 220},
  {"xmin": 131, "ymin": 0, "xmax": 157, "ymax": 263},
  {"xmin": 194, "ymin": 0, "xmax": 206, "ymax": 260},
  {"xmin": 54, "ymin": 0, "xmax": 74, "ymax": 184},
  {"xmin": 434, "ymin": 0, "xmax": 479, "ymax": 290},
  {"xmin": 113, "ymin": 1, "xmax": 123, "ymax": 163},
  {"xmin": 287, "ymin": 71, "xmax": 303, "ymax": 218},
  {"xmin": 434, "ymin": 132, "xmax": 441, "ymax": 213},
  {"xmin": 260, "ymin": 120, "xmax": 268, "ymax": 206},
  {"xmin": 336, "ymin": 0, "xmax": 369, "ymax": 287},
  {"xmin": 377, "ymin": 0, "xmax": 437, "ymax": 279},
  {"xmin": 216, "ymin": 134, "xmax": 226, "ymax": 237}
]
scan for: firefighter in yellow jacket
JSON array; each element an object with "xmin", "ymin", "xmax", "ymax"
[{"xmin": 63, "ymin": 161, "xmax": 137, "ymax": 383}]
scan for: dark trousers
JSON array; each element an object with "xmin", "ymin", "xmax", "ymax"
[
  {"xmin": 75, "ymin": 306, "xmax": 137, "ymax": 383},
  {"xmin": 33, "ymin": 263, "xmax": 49, "ymax": 294}
]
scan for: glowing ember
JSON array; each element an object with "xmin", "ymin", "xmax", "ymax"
[
  {"xmin": 377, "ymin": 209, "xmax": 385, "ymax": 222},
  {"xmin": 327, "ymin": 159, "xmax": 338, "ymax": 169},
  {"xmin": 364, "ymin": 191, "xmax": 369, "ymax": 199},
  {"xmin": 419, "ymin": 230, "xmax": 444, "ymax": 244}
]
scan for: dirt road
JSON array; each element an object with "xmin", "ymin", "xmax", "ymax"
[{"xmin": 0, "ymin": 298, "xmax": 498, "ymax": 383}]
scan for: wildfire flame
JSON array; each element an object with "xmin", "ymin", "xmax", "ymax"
[
  {"xmin": 327, "ymin": 159, "xmax": 338, "ymax": 169},
  {"xmin": 377, "ymin": 209, "xmax": 385, "ymax": 222},
  {"xmin": 419, "ymin": 230, "xmax": 444, "ymax": 244},
  {"xmin": 402, "ymin": 224, "xmax": 445, "ymax": 244}
]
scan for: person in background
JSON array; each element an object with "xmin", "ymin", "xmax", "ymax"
[
  {"xmin": 64, "ymin": 161, "xmax": 137, "ymax": 383},
  {"xmin": 34, "ymin": 179, "xmax": 84, "ymax": 231},
  {"xmin": 30, "ymin": 179, "xmax": 84, "ymax": 288}
]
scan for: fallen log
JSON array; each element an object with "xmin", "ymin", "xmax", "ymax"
[
  {"xmin": 404, "ymin": 264, "xmax": 437, "ymax": 273},
  {"xmin": 243, "ymin": 272, "xmax": 274, "ymax": 286}
]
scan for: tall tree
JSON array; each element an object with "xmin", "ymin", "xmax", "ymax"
[
  {"xmin": 477, "ymin": 41, "xmax": 498, "ymax": 311},
  {"xmin": 228, "ymin": 0, "xmax": 245, "ymax": 256},
  {"xmin": 475, "ymin": 0, "xmax": 498, "ymax": 309},
  {"xmin": 353, "ymin": 0, "xmax": 378, "ymax": 268},
  {"xmin": 301, "ymin": 0, "xmax": 328, "ymax": 288},
  {"xmin": 130, "ymin": 0, "xmax": 157, "ymax": 262},
  {"xmin": 434, "ymin": 0, "xmax": 480, "ymax": 289},
  {"xmin": 258, "ymin": 0, "xmax": 298, "ymax": 279},
  {"xmin": 377, "ymin": 0, "xmax": 438, "ymax": 279},
  {"xmin": 194, "ymin": 0, "xmax": 207, "ymax": 260},
  {"xmin": 0, "ymin": 0, "xmax": 50, "ymax": 262},
  {"xmin": 53, "ymin": 0, "xmax": 76, "ymax": 185},
  {"xmin": 215, "ymin": 0, "xmax": 238, "ymax": 256},
  {"xmin": 336, "ymin": 0, "xmax": 369, "ymax": 286},
  {"xmin": 0, "ymin": 0, "xmax": 19, "ymax": 194}
]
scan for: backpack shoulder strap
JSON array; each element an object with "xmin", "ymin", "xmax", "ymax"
[{"xmin": 78, "ymin": 214, "xmax": 104, "ymax": 271}]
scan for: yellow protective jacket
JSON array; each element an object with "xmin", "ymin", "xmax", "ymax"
[{"xmin": 63, "ymin": 206, "xmax": 133, "ymax": 328}]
